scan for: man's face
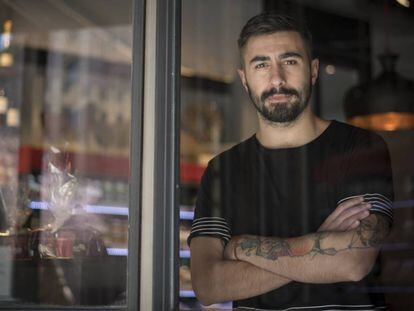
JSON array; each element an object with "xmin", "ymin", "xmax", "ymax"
[{"xmin": 238, "ymin": 31, "xmax": 319, "ymax": 124}]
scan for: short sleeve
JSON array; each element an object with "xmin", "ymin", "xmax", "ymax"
[
  {"xmin": 336, "ymin": 131, "xmax": 394, "ymax": 224},
  {"xmin": 187, "ymin": 161, "xmax": 232, "ymax": 246}
]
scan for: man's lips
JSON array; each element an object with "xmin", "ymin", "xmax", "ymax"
[
  {"xmin": 266, "ymin": 94, "xmax": 293, "ymax": 102},
  {"xmin": 260, "ymin": 87, "xmax": 299, "ymax": 103}
]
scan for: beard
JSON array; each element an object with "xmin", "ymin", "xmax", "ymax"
[{"xmin": 247, "ymin": 82, "xmax": 311, "ymax": 124}]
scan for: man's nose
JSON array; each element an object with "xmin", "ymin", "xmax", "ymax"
[{"xmin": 269, "ymin": 65, "xmax": 285, "ymax": 87}]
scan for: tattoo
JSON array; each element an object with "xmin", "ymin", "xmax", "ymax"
[
  {"xmin": 309, "ymin": 232, "xmax": 338, "ymax": 257},
  {"xmin": 239, "ymin": 238, "xmax": 292, "ymax": 260},
  {"xmin": 350, "ymin": 214, "xmax": 390, "ymax": 248},
  {"xmin": 238, "ymin": 214, "xmax": 390, "ymax": 261}
]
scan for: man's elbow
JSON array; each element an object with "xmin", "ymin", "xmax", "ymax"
[
  {"xmin": 192, "ymin": 280, "xmax": 222, "ymax": 306},
  {"xmin": 193, "ymin": 287, "xmax": 217, "ymax": 306},
  {"xmin": 347, "ymin": 262, "xmax": 374, "ymax": 282},
  {"xmin": 191, "ymin": 266, "xmax": 222, "ymax": 306},
  {"xmin": 191, "ymin": 272, "xmax": 209, "ymax": 305},
  {"xmin": 345, "ymin": 251, "xmax": 377, "ymax": 282}
]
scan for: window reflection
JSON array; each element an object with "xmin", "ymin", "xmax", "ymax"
[{"xmin": 0, "ymin": 0, "xmax": 132, "ymax": 307}]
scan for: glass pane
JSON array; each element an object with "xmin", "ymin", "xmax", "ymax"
[
  {"xmin": 179, "ymin": 1, "xmax": 262, "ymax": 309},
  {"xmin": 181, "ymin": 0, "xmax": 414, "ymax": 310},
  {"xmin": 0, "ymin": 0, "xmax": 132, "ymax": 307}
]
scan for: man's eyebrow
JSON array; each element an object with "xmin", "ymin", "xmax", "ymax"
[
  {"xmin": 279, "ymin": 52, "xmax": 303, "ymax": 59},
  {"xmin": 249, "ymin": 55, "xmax": 270, "ymax": 64},
  {"xmin": 249, "ymin": 52, "xmax": 304, "ymax": 64}
]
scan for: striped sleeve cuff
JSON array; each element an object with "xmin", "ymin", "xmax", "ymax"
[
  {"xmin": 187, "ymin": 217, "xmax": 231, "ymax": 246},
  {"xmin": 338, "ymin": 193, "xmax": 393, "ymax": 223}
]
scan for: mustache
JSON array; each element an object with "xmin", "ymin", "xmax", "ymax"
[{"xmin": 260, "ymin": 87, "xmax": 299, "ymax": 102}]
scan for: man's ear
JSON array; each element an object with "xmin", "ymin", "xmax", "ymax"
[
  {"xmin": 310, "ymin": 58, "xmax": 319, "ymax": 86},
  {"xmin": 237, "ymin": 69, "xmax": 248, "ymax": 92}
]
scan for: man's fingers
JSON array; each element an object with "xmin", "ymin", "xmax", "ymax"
[
  {"xmin": 318, "ymin": 197, "xmax": 370, "ymax": 232},
  {"xmin": 328, "ymin": 196, "xmax": 365, "ymax": 221},
  {"xmin": 320, "ymin": 203, "xmax": 371, "ymax": 232},
  {"xmin": 345, "ymin": 220, "xmax": 360, "ymax": 231},
  {"xmin": 336, "ymin": 202, "xmax": 371, "ymax": 221},
  {"xmin": 337, "ymin": 210, "xmax": 370, "ymax": 231},
  {"xmin": 328, "ymin": 202, "xmax": 371, "ymax": 230}
]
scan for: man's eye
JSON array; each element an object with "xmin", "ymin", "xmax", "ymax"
[
  {"xmin": 284, "ymin": 59, "xmax": 297, "ymax": 65},
  {"xmin": 255, "ymin": 63, "xmax": 268, "ymax": 69}
]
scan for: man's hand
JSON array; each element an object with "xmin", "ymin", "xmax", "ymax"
[
  {"xmin": 224, "ymin": 236, "xmax": 240, "ymax": 261},
  {"xmin": 223, "ymin": 238, "xmax": 236, "ymax": 260},
  {"xmin": 318, "ymin": 196, "xmax": 371, "ymax": 232}
]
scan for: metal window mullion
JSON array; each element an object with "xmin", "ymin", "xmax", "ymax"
[
  {"xmin": 151, "ymin": 0, "xmax": 181, "ymax": 310},
  {"xmin": 138, "ymin": 0, "xmax": 157, "ymax": 309},
  {"xmin": 127, "ymin": 0, "xmax": 146, "ymax": 310},
  {"xmin": 137, "ymin": 0, "xmax": 180, "ymax": 309}
]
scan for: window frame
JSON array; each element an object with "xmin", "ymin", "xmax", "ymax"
[
  {"xmin": 0, "ymin": 0, "xmax": 181, "ymax": 309},
  {"xmin": 132, "ymin": 0, "xmax": 181, "ymax": 310}
]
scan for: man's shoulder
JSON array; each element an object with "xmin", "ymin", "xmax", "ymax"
[
  {"xmin": 330, "ymin": 120, "xmax": 387, "ymax": 150},
  {"xmin": 207, "ymin": 135, "xmax": 256, "ymax": 168},
  {"xmin": 332, "ymin": 120, "xmax": 377, "ymax": 138}
]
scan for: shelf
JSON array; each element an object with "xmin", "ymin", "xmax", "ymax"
[
  {"xmin": 19, "ymin": 146, "xmax": 206, "ymax": 183},
  {"xmin": 106, "ymin": 248, "xmax": 128, "ymax": 256},
  {"xmin": 29, "ymin": 201, "xmax": 194, "ymax": 220},
  {"xmin": 180, "ymin": 209, "xmax": 195, "ymax": 220},
  {"xmin": 29, "ymin": 201, "xmax": 129, "ymax": 216},
  {"xmin": 28, "ymin": 247, "xmax": 192, "ymax": 259},
  {"xmin": 179, "ymin": 290, "xmax": 196, "ymax": 298},
  {"xmin": 180, "ymin": 250, "xmax": 190, "ymax": 258},
  {"xmin": 19, "ymin": 146, "xmax": 129, "ymax": 179}
]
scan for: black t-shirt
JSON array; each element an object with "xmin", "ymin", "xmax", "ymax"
[{"xmin": 188, "ymin": 120, "xmax": 394, "ymax": 310}]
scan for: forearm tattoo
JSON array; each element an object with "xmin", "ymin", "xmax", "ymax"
[
  {"xmin": 238, "ymin": 214, "xmax": 390, "ymax": 261},
  {"xmin": 239, "ymin": 238, "xmax": 292, "ymax": 260}
]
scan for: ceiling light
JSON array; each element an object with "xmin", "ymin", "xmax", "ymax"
[
  {"xmin": 348, "ymin": 112, "xmax": 414, "ymax": 131},
  {"xmin": 325, "ymin": 65, "xmax": 336, "ymax": 75},
  {"xmin": 0, "ymin": 52, "xmax": 13, "ymax": 67},
  {"xmin": 396, "ymin": 0, "xmax": 410, "ymax": 8},
  {"xmin": 6, "ymin": 108, "xmax": 19, "ymax": 127},
  {"xmin": 0, "ymin": 96, "xmax": 8, "ymax": 113}
]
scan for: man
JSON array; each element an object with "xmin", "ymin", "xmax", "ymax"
[{"xmin": 188, "ymin": 13, "xmax": 393, "ymax": 310}]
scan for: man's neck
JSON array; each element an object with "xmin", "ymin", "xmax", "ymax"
[{"xmin": 256, "ymin": 107, "xmax": 330, "ymax": 149}]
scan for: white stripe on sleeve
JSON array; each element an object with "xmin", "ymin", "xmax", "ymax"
[{"xmin": 189, "ymin": 216, "xmax": 231, "ymax": 243}]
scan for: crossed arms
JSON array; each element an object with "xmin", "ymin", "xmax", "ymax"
[{"xmin": 190, "ymin": 197, "xmax": 391, "ymax": 305}]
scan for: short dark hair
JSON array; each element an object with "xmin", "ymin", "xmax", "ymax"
[{"xmin": 238, "ymin": 13, "xmax": 313, "ymax": 58}]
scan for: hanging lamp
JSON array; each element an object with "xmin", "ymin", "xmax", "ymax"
[
  {"xmin": 344, "ymin": 0, "xmax": 414, "ymax": 131},
  {"xmin": 344, "ymin": 53, "xmax": 414, "ymax": 131}
]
